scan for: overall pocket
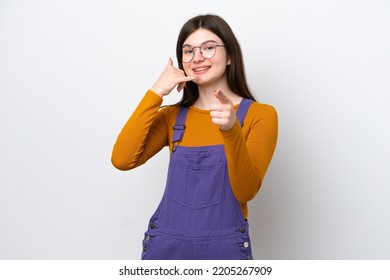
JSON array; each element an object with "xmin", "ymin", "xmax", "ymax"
[{"xmin": 169, "ymin": 161, "xmax": 225, "ymax": 209}]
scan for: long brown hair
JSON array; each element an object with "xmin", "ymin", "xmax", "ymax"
[{"xmin": 175, "ymin": 14, "xmax": 256, "ymax": 106}]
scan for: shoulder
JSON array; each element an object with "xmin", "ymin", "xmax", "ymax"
[
  {"xmin": 248, "ymin": 102, "xmax": 278, "ymax": 120},
  {"xmin": 156, "ymin": 104, "xmax": 180, "ymax": 125},
  {"xmin": 158, "ymin": 104, "xmax": 180, "ymax": 114},
  {"xmin": 241, "ymin": 101, "xmax": 278, "ymax": 131}
]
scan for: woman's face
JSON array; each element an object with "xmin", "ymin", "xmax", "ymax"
[{"xmin": 182, "ymin": 28, "xmax": 230, "ymax": 86}]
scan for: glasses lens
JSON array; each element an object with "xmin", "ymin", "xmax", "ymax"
[
  {"xmin": 200, "ymin": 42, "xmax": 217, "ymax": 59},
  {"xmin": 182, "ymin": 47, "xmax": 193, "ymax": 63}
]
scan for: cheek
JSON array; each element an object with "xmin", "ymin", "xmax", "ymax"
[
  {"xmin": 182, "ymin": 65, "xmax": 191, "ymax": 76},
  {"xmin": 212, "ymin": 54, "xmax": 229, "ymax": 69},
  {"xmin": 214, "ymin": 63, "xmax": 228, "ymax": 75}
]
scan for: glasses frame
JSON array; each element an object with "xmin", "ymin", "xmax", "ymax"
[{"xmin": 182, "ymin": 40, "xmax": 225, "ymax": 63}]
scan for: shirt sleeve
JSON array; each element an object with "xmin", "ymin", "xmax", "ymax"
[
  {"xmin": 111, "ymin": 90, "xmax": 169, "ymax": 171},
  {"xmin": 220, "ymin": 105, "xmax": 278, "ymax": 202}
]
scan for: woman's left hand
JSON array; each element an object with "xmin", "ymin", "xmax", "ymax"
[{"xmin": 210, "ymin": 89, "xmax": 237, "ymax": 131}]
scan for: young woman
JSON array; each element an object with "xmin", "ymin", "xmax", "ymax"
[{"xmin": 111, "ymin": 14, "xmax": 278, "ymax": 260}]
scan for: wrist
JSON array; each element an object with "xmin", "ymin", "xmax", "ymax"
[
  {"xmin": 219, "ymin": 117, "xmax": 237, "ymax": 131},
  {"xmin": 220, "ymin": 119, "xmax": 239, "ymax": 133},
  {"xmin": 150, "ymin": 86, "xmax": 165, "ymax": 97}
]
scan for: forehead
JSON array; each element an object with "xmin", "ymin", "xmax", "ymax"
[{"xmin": 183, "ymin": 28, "xmax": 222, "ymax": 46}]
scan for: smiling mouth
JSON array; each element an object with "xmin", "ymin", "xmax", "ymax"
[{"xmin": 193, "ymin": 66, "xmax": 210, "ymax": 73}]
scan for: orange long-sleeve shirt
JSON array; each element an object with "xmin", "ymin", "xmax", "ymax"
[{"xmin": 112, "ymin": 90, "xmax": 278, "ymax": 219}]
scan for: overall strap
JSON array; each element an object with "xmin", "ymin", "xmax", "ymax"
[
  {"xmin": 236, "ymin": 98, "xmax": 254, "ymax": 127},
  {"xmin": 172, "ymin": 106, "xmax": 189, "ymax": 144},
  {"xmin": 172, "ymin": 99, "xmax": 253, "ymax": 150}
]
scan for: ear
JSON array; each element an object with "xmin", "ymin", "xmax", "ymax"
[{"xmin": 227, "ymin": 56, "xmax": 231, "ymax": 65}]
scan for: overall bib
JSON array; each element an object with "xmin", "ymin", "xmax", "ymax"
[{"xmin": 142, "ymin": 99, "xmax": 254, "ymax": 260}]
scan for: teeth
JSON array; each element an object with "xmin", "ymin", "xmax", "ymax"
[{"xmin": 194, "ymin": 67, "xmax": 209, "ymax": 72}]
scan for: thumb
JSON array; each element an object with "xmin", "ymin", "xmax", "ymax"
[{"xmin": 214, "ymin": 89, "xmax": 231, "ymax": 104}]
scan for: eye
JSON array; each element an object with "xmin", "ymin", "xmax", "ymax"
[
  {"xmin": 202, "ymin": 43, "xmax": 216, "ymax": 51},
  {"xmin": 183, "ymin": 48, "xmax": 193, "ymax": 55}
]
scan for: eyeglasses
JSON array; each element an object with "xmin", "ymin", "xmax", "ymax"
[{"xmin": 182, "ymin": 40, "xmax": 225, "ymax": 63}]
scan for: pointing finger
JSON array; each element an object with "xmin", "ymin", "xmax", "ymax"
[{"xmin": 214, "ymin": 89, "xmax": 232, "ymax": 104}]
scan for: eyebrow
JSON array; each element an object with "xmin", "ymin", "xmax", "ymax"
[{"xmin": 182, "ymin": 40, "xmax": 218, "ymax": 48}]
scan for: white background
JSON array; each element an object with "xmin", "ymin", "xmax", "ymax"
[{"xmin": 1, "ymin": 0, "xmax": 389, "ymax": 259}]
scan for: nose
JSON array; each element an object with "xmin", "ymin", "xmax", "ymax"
[{"xmin": 192, "ymin": 47, "xmax": 205, "ymax": 62}]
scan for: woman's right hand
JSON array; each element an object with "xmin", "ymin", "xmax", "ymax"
[{"xmin": 150, "ymin": 58, "xmax": 196, "ymax": 97}]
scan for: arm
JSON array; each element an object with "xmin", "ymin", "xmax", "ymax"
[
  {"xmin": 221, "ymin": 105, "xmax": 278, "ymax": 202},
  {"xmin": 111, "ymin": 90, "xmax": 168, "ymax": 170},
  {"xmin": 111, "ymin": 59, "xmax": 196, "ymax": 171}
]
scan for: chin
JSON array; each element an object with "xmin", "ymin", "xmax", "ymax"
[{"xmin": 194, "ymin": 76, "xmax": 210, "ymax": 85}]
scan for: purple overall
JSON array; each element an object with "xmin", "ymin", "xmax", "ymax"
[{"xmin": 141, "ymin": 99, "xmax": 254, "ymax": 260}]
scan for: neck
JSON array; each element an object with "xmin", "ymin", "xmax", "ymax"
[{"xmin": 193, "ymin": 84, "xmax": 242, "ymax": 110}]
